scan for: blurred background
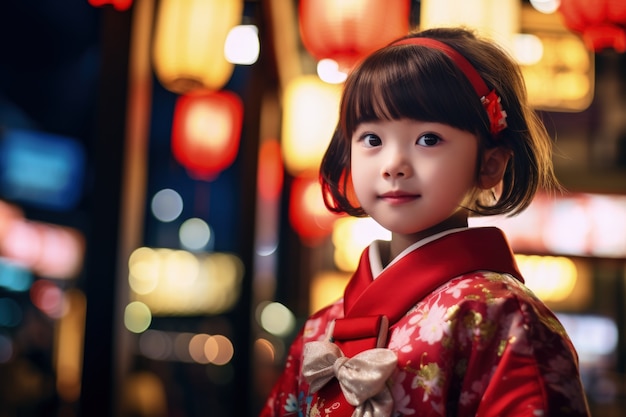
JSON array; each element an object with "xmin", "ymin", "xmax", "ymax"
[{"xmin": 0, "ymin": 0, "xmax": 625, "ymax": 416}]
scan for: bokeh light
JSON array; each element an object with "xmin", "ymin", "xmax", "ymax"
[
  {"xmin": 225, "ymin": 25, "xmax": 260, "ymax": 65},
  {"xmin": 332, "ymin": 217, "xmax": 391, "ymax": 272},
  {"xmin": 151, "ymin": 188, "xmax": 184, "ymax": 222},
  {"xmin": 254, "ymin": 338, "xmax": 276, "ymax": 364},
  {"xmin": 0, "ymin": 260, "xmax": 32, "ymax": 292},
  {"xmin": 258, "ymin": 302, "xmax": 296, "ymax": 336},
  {"xmin": 529, "ymin": 0, "xmax": 560, "ymax": 14},
  {"xmin": 30, "ymin": 279, "xmax": 65, "ymax": 318},
  {"xmin": 139, "ymin": 330, "xmax": 173, "ymax": 361},
  {"xmin": 204, "ymin": 335, "xmax": 234, "ymax": 365},
  {"xmin": 179, "ymin": 218, "xmax": 212, "ymax": 251},
  {"xmin": 128, "ymin": 248, "xmax": 244, "ymax": 315},
  {"xmin": 189, "ymin": 333, "xmax": 212, "ymax": 364},
  {"xmin": 124, "ymin": 301, "xmax": 152, "ymax": 333},
  {"xmin": 317, "ymin": 59, "xmax": 348, "ymax": 84},
  {"xmin": 516, "ymin": 255, "xmax": 577, "ymax": 302}
]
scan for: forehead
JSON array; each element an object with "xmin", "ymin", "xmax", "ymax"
[{"xmin": 341, "ymin": 46, "xmax": 482, "ymax": 137}]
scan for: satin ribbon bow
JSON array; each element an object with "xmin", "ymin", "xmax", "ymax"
[{"xmin": 302, "ymin": 341, "xmax": 397, "ymax": 417}]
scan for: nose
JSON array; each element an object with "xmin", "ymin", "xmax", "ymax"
[{"xmin": 382, "ymin": 149, "xmax": 412, "ymax": 179}]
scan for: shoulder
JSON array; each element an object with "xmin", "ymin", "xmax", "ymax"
[
  {"xmin": 387, "ymin": 272, "xmax": 589, "ymax": 416},
  {"xmin": 401, "ymin": 271, "xmax": 570, "ymax": 350}
]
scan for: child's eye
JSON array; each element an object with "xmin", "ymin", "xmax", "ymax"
[
  {"xmin": 417, "ymin": 133, "xmax": 441, "ymax": 147},
  {"xmin": 361, "ymin": 133, "xmax": 382, "ymax": 147}
]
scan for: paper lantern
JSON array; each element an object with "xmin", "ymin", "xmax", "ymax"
[
  {"xmin": 171, "ymin": 90, "xmax": 243, "ymax": 180},
  {"xmin": 289, "ymin": 174, "xmax": 341, "ymax": 245},
  {"xmin": 299, "ymin": 0, "xmax": 410, "ymax": 70},
  {"xmin": 558, "ymin": 0, "xmax": 626, "ymax": 52},
  {"xmin": 421, "ymin": 0, "xmax": 520, "ymax": 49},
  {"xmin": 281, "ymin": 75, "xmax": 341, "ymax": 176},
  {"xmin": 88, "ymin": 0, "xmax": 132, "ymax": 11},
  {"xmin": 153, "ymin": 0, "xmax": 243, "ymax": 93}
]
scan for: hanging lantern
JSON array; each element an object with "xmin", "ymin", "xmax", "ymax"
[
  {"xmin": 282, "ymin": 75, "xmax": 341, "ymax": 176},
  {"xmin": 171, "ymin": 90, "xmax": 243, "ymax": 180},
  {"xmin": 88, "ymin": 0, "xmax": 132, "ymax": 11},
  {"xmin": 558, "ymin": 0, "xmax": 626, "ymax": 52},
  {"xmin": 421, "ymin": 0, "xmax": 520, "ymax": 49},
  {"xmin": 289, "ymin": 174, "xmax": 341, "ymax": 246},
  {"xmin": 153, "ymin": 0, "xmax": 243, "ymax": 94},
  {"xmin": 299, "ymin": 0, "xmax": 411, "ymax": 71}
]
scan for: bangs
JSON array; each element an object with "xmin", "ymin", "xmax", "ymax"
[{"xmin": 340, "ymin": 46, "xmax": 484, "ymax": 137}]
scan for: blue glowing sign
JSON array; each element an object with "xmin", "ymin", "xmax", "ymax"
[
  {"xmin": 0, "ymin": 128, "xmax": 86, "ymax": 211},
  {"xmin": 0, "ymin": 258, "xmax": 32, "ymax": 292}
]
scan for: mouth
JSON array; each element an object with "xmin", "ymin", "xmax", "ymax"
[{"xmin": 378, "ymin": 191, "xmax": 420, "ymax": 204}]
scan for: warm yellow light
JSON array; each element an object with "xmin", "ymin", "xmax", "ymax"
[
  {"xmin": 258, "ymin": 301, "xmax": 296, "ymax": 336},
  {"xmin": 128, "ymin": 247, "xmax": 160, "ymax": 295},
  {"xmin": 529, "ymin": 0, "xmax": 560, "ymax": 14},
  {"xmin": 189, "ymin": 333, "xmax": 212, "ymax": 364},
  {"xmin": 519, "ymin": 4, "xmax": 594, "ymax": 111},
  {"xmin": 54, "ymin": 289, "xmax": 86, "ymax": 402},
  {"xmin": 522, "ymin": 36, "xmax": 592, "ymax": 108},
  {"xmin": 420, "ymin": 0, "xmax": 520, "ymax": 49},
  {"xmin": 281, "ymin": 75, "xmax": 342, "ymax": 175},
  {"xmin": 513, "ymin": 33, "xmax": 544, "ymax": 65},
  {"xmin": 317, "ymin": 59, "xmax": 348, "ymax": 84},
  {"xmin": 124, "ymin": 301, "xmax": 152, "ymax": 333},
  {"xmin": 121, "ymin": 372, "xmax": 167, "ymax": 417},
  {"xmin": 310, "ymin": 271, "xmax": 351, "ymax": 314},
  {"xmin": 225, "ymin": 25, "xmax": 260, "ymax": 65},
  {"xmin": 254, "ymin": 338, "xmax": 276, "ymax": 364},
  {"xmin": 204, "ymin": 335, "xmax": 234, "ymax": 365},
  {"xmin": 128, "ymin": 247, "xmax": 244, "ymax": 315},
  {"xmin": 516, "ymin": 255, "xmax": 577, "ymax": 302},
  {"xmin": 185, "ymin": 103, "xmax": 231, "ymax": 147},
  {"xmin": 152, "ymin": 0, "xmax": 243, "ymax": 93},
  {"xmin": 332, "ymin": 217, "xmax": 391, "ymax": 272}
]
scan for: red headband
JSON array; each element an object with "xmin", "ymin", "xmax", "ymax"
[{"xmin": 392, "ymin": 37, "xmax": 507, "ymax": 136}]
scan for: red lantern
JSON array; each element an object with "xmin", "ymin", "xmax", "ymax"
[
  {"xmin": 558, "ymin": 0, "xmax": 626, "ymax": 52},
  {"xmin": 171, "ymin": 90, "xmax": 243, "ymax": 180},
  {"xmin": 289, "ymin": 174, "xmax": 341, "ymax": 245},
  {"xmin": 88, "ymin": 0, "xmax": 132, "ymax": 11},
  {"xmin": 299, "ymin": 0, "xmax": 411, "ymax": 70}
]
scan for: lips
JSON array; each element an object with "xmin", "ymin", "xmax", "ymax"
[{"xmin": 378, "ymin": 191, "xmax": 420, "ymax": 204}]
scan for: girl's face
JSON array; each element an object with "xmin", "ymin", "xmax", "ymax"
[{"xmin": 350, "ymin": 118, "xmax": 479, "ymax": 239}]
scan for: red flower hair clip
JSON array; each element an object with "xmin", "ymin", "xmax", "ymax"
[
  {"xmin": 481, "ymin": 90, "xmax": 508, "ymax": 136},
  {"xmin": 392, "ymin": 38, "xmax": 509, "ymax": 138}
]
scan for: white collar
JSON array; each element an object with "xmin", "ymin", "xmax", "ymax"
[{"xmin": 368, "ymin": 227, "xmax": 468, "ymax": 279}]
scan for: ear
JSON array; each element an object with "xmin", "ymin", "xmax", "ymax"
[{"xmin": 479, "ymin": 147, "xmax": 511, "ymax": 189}]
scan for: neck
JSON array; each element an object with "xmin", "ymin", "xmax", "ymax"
[{"xmin": 388, "ymin": 211, "xmax": 469, "ymax": 263}]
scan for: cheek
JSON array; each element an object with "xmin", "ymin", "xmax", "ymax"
[
  {"xmin": 349, "ymin": 165, "xmax": 366, "ymax": 197},
  {"xmin": 349, "ymin": 161, "xmax": 373, "ymax": 201},
  {"xmin": 424, "ymin": 157, "xmax": 476, "ymax": 195}
]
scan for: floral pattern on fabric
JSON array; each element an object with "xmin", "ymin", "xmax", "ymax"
[{"xmin": 260, "ymin": 272, "xmax": 590, "ymax": 417}]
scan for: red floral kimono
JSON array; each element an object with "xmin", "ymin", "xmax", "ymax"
[{"xmin": 260, "ymin": 227, "xmax": 591, "ymax": 417}]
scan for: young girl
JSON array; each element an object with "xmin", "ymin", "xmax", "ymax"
[{"xmin": 260, "ymin": 27, "xmax": 591, "ymax": 417}]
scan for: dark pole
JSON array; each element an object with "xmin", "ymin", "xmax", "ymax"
[{"xmin": 79, "ymin": 6, "xmax": 132, "ymax": 417}]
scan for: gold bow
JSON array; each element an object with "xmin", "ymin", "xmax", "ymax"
[{"xmin": 302, "ymin": 341, "xmax": 397, "ymax": 417}]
